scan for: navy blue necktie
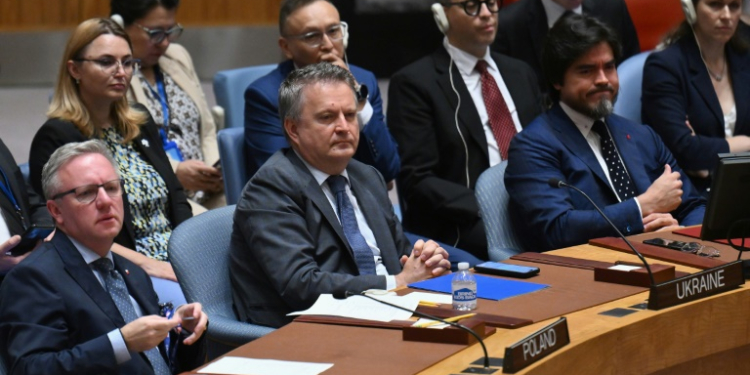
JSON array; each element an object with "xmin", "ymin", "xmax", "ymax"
[
  {"xmin": 592, "ymin": 120, "xmax": 636, "ymax": 200},
  {"xmin": 327, "ymin": 175, "xmax": 377, "ymax": 275}
]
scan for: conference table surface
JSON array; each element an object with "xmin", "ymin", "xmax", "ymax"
[{"xmin": 192, "ymin": 241, "xmax": 750, "ymax": 375}]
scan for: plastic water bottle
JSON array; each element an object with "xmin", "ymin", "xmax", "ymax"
[{"xmin": 452, "ymin": 262, "xmax": 477, "ymax": 311}]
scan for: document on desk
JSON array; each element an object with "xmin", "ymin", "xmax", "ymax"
[
  {"xmin": 197, "ymin": 356, "xmax": 333, "ymax": 375},
  {"xmin": 287, "ymin": 294, "xmax": 417, "ymax": 321}
]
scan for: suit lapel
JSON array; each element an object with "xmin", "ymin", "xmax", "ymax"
[
  {"xmin": 684, "ymin": 38, "xmax": 724, "ymax": 127},
  {"xmin": 114, "ymin": 256, "xmax": 158, "ymax": 316},
  {"xmin": 56, "ymin": 233, "xmax": 127, "ymax": 328},
  {"xmin": 605, "ymin": 116, "xmax": 651, "ymax": 195},
  {"xmin": 433, "ymin": 49, "xmax": 489, "ymax": 160}
]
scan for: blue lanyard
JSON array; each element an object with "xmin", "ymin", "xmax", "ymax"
[
  {"xmin": 0, "ymin": 167, "xmax": 20, "ymax": 212},
  {"xmin": 145, "ymin": 67, "xmax": 184, "ymax": 161}
]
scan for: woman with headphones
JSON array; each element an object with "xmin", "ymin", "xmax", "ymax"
[{"xmin": 642, "ymin": 0, "xmax": 750, "ymax": 196}]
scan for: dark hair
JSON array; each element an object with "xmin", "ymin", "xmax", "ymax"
[
  {"xmin": 542, "ymin": 13, "xmax": 622, "ymax": 101},
  {"xmin": 279, "ymin": 0, "xmax": 333, "ymax": 34},
  {"xmin": 278, "ymin": 62, "xmax": 357, "ymax": 124},
  {"xmin": 110, "ymin": 0, "xmax": 180, "ymax": 26},
  {"xmin": 663, "ymin": 0, "xmax": 748, "ymax": 53}
]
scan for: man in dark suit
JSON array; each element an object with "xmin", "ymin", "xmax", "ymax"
[
  {"xmin": 0, "ymin": 140, "xmax": 207, "ymax": 375},
  {"xmin": 244, "ymin": 0, "xmax": 399, "ymax": 182},
  {"xmin": 387, "ymin": 0, "xmax": 543, "ymax": 259},
  {"xmin": 230, "ymin": 63, "xmax": 450, "ymax": 328},
  {"xmin": 493, "ymin": 0, "xmax": 640, "ymax": 94},
  {"xmin": 0, "ymin": 139, "xmax": 52, "ymax": 282},
  {"xmin": 505, "ymin": 14, "xmax": 705, "ymax": 252}
]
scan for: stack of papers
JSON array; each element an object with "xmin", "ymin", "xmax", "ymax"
[
  {"xmin": 198, "ymin": 357, "xmax": 333, "ymax": 375},
  {"xmin": 287, "ymin": 294, "xmax": 419, "ymax": 322}
]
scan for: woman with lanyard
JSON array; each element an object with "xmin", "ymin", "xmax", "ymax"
[
  {"xmin": 29, "ymin": 18, "xmax": 191, "ymax": 305},
  {"xmin": 112, "ymin": 0, "xmax": 224, "ymax": 213}
]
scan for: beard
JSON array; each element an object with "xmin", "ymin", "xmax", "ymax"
[{"xmin": 566, "ymin": 88, "xmax": 618, "ymax": 120}]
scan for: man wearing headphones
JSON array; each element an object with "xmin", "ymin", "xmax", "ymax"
[
  {"xmin": 388, "ymin": 0, "xmax": 543, "ymax": 260},
  {"xmin": 244, "ymin": 0, "xmax": 400, "ymax": 184}
]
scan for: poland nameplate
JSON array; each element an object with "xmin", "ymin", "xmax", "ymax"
[{"xmin": 502, "ymin": 317, "xmax": 570, "ymax": 373}]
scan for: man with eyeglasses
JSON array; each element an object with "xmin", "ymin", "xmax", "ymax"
[
  {"xmin": 243, "ymin": 0, "xmax": 400, "ymax": 185},
  {"xmin": 492, "ymin": 0, "xmax": 640, "ymax": 94},
  {"xmin": 387, "ymin": 0, "xmax": 543, "ymax": 259},
  {"xmin": 0, "ymin": 140, "xmax": 208, "ymax": 374}
]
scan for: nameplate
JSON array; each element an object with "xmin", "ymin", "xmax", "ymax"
[
  {"xmin": 648, "ymin": 260, "xmax": 744, "ymax": 310},
  {"xmin": 502, "ymin": 317, "xmax": 570, "ymax": 374}
]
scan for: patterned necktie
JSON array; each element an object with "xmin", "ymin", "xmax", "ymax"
[
  {"xmin": 92, "ymin": 258, "xmax": 172, "ymax": 375},
  {"xmin": 476, "ymin": 59, "xmax": 517, "ymax": 160},
  {"xmin": 327, "ymin": 175, "xmax": 377, "ymax": 275},
  {"xmin": 592, "ymin": 120, "xmax": 636, "ymax": 201}
]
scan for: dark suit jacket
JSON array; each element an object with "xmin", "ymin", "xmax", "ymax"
[
  {"xmin": 387, "ymin": 47, "xmax": 542, "ymax": 259},
  {"xmin": 642, "ymin": 34, "xmax": 750, "ymax": 194},
  {"xmin": 28, "ymin": 107, "xmax": 192, "ymax": 251},
  {"xmin": 229, "ymin": 149, "xmax": 411, "ymax": 328},
  {"xmin": 505, "ymin": 104, "xmax": 706, "ymax": 252},
  {"xmin": 493, "ymin": 0, "xmax": 640, "ymax": 93},
  {"xmin": 0, "ymin": 232, "xmax": 205, "ymax": 374},
  {"xmin": 243, "ymin": 60, "xmax": 400, "ymax": 181}
]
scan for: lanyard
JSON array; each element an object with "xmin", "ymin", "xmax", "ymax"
[
  {"xmin": 145, "ymin": 67, "xmax": 184, "ymax": 162},
  {"xmin": 0, "ymin": 167, "xmax": 20, "ymax": 212}
]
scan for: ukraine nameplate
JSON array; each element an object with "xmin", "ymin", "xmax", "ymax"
[
  {"xmin": 648, "ymin": 260, "xmax": 744, "ymax": 310},
  {"xmin": 502, "ymin": 317, "xmax": 570, "ymax": 373}
]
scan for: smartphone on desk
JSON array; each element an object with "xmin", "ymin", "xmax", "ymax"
[
  {"xmin": 474, "ymin": 262, "xmax": 540, "ymax": 278},
  {"xmin": 642, "ymin": 238, "xmax": 688, "ymax": 251}
]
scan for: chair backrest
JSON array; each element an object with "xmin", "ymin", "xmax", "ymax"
[
  {"xmin": 475, "ymin": 161, "xmax": 524, "ymax": 261},
  {"xmin": 168, "ymin": 205, "xmax": 237, "ymax": 317},
  {"xmin": 213, "ymin": 64, "xmax": 276, "ymax": 129},
  {"xmin": 613, "ymin": 50, "xmax": 652, "ymax": 124},
  {"xmin": 218, "ymin": 127, "xmax": 248, "ymax": 206}
]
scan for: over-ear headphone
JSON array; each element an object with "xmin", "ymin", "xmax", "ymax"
[
  {"xmin": 341, "ymin": 21, "xmax": 350, "ymax": 49},
  {"xmin": 432, "ymin": 3, "xmax": 450, "ymax": 34},
  {"xmin": 680, "ymin": 0, "xmax": 697, "ymax": 25}
]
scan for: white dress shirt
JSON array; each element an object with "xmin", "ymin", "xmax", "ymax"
[
  {"xmin": 297, "ymin": 154, "xmax": 397, "ymax": 290},
  {"xmin": 541, "ymin": 0, "xmax": 583, "ymax": 28},
  {"xmin": 443, "ymin": 38, "xmax": 523, "ymax": 167},
  {"xmin": 560, "ymin": 102, "xmax": 643, "ymax": 216}
]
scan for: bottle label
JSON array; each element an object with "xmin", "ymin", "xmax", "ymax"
[{"xmin": 453, "ymin": 288, "xmax": 476, "ymax": 302}]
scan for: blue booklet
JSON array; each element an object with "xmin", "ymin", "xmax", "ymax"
[{"xmin": 408, "ymin": 274, "xmax": 548, "ymax": 301}]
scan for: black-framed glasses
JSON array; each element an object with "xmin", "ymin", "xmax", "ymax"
[
  {"xmin": 680, "ymin": 242, "xmax": 721, "ymax": 258},
  {"xmin": 134, "ymin": 23, "xmax": 184, "ymax": 44},
  {"xmin": 283, "ymin": 22, "xmax": 346, "ymax": 48},
  {"xmin": 52, "ymin": 179, "xmax": 123, "ymax": 204},
  {"xmin": 443, "ymin": 0, "xmax": 501, "ymax": 16},
  {"xmin": 74, "ymin": 57, "xmax": 141, "ymax": 75}
]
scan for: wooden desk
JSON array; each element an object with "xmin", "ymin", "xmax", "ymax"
[{"xmin": 195, "ymin": 244, "xmax": 750, "ymax": 375}]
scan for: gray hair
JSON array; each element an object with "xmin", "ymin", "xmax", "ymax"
[
  {"xmin": 41, "ymin": 140, "xmax": 119, "ymax": 200},
  {"xmin": 278, "ymin": 62, "xmax": 357, "ymax": 125}
]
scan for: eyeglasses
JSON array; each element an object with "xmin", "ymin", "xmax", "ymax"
[
  {"xmin": 134, "ymin": 23, "xmax": 184, "ymax": 44},
  {"xmin": 74, "ymin": 57, "xmax": 141, "ymax": 76},
  {"xmin": 442, "ymin": 0, "xmax": 501, "ymax": 16},
  {"xmin": 52, "ymin": 179, "xmax": 123, "ymax": 204},
  {"xmin": 680, "ymin": 242, "xmax": 721, "ymax": 258},
  {"xmin": 283, "ymin": 23, "xmax": 346, "ymax": 48}
]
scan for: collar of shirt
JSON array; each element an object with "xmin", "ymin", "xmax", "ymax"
[
  {"xmin": 69, "ymin": 236, "xmax": 114, "ymax": 266},
  {"xmin": 559, "ymin": 101, "xmax": 601, "ymax": 138},
  {"xmin": 294, "ymin": 150, "xmax": 350, "ymax": 188},
  {"xmin": 541, "ymin": 0, "xmax": 583, "ymax": 28},
  {"xmin": 443, "ymin": 37, "xmax": 498, "ymax": 78}
]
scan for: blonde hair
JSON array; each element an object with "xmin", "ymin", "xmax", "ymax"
[{"xmin": 48, "ymin": 18, "xmax": 147, "ymax": 143}]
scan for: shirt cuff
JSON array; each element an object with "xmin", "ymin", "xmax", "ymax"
[
  {"xmin": 108, "ymin": 329, "xmax": 132, "ymax": 364},
  {"xmin": 357, "ymin": 101, "xmax": 374, "ymax": 129},
  {"xmin": 386, "ymin": 275, "xmax": 397, "ymax": 291},
  {"xmin": 634, "ymin": 197, "xmax": 643, "ymax": 219}
]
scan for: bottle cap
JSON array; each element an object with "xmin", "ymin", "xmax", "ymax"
[{"xmin": 458, "ymin": 262, "xmax": 469, "ymax": 270}]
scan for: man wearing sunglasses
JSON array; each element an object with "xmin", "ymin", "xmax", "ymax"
[
  {"xmin": 492, "ymin": 0, "xmax": 640, "ymax": 94},
  {"xmin": 244, "ymin": 0, "xmax": 400, "ymax": 186},
  {"xmin": 0, "ymin": 140, "xmax": 208, "ymax": 374},
  {"xmin": 387, "ymin": 0, "xmax": 543, "ymax": 259}
]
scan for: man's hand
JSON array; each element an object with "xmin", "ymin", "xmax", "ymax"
[
  {"xmin": 175, "ymin": 160, "xmax": 223, "ymax": 193},
  {"xmin": 637, "ymin": 164, "xmax": 683, "ymax": 216},
  {"xmin": 642, "ymin": 213, "xmax": 680, "ymax": 233},
  {"xmin": 395, "ymin": 239, "xmax": 450, "ymax": 287},
  {"xmin": 141, "ymin": 258, "xmax": 178, "ymax": 282},
  {"xmin": 121, "ymin": 315, "xmax": 180, "ymax": 353},
  {"xmin": 320, "ymin": 53, "xmax": 348, "ymax": 71},
  {"xmin": 175, "ymin": 303, "xmax": 208, "ymax": 345},
  {"xmin": 0, "ymin": 235, "xmax": 29, "ymax": 274}
]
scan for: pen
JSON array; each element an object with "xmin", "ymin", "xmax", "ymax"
[
  {"xmin": 416, "ymin": 313, "xmax": 477, "ymax": 328},
  {"xmin": 418, "ymin": 301, "xmax": 440, "ymax": 307}
]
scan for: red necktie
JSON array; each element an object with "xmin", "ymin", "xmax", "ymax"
[{"xmin": 476, "ymin": 60, "xmax": 516, "ymax": 160}]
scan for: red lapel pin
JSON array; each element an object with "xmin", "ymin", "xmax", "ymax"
[
  {"xmin": 626, "ymin": 134, "xmax": 631, "ymax": 140},
  {"xmin": 125, "ymin": 269, "xmax": 130, "ymax": 276}
]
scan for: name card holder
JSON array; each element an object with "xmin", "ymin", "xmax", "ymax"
[
  {"xmin": 402, "ymin": 318, "xmax": 496, "ymax": 345},
  {"xmin": 648, "ymin": 260, "xmax": 744, "ymax": 310},
  {"xmin": 594, "ymin": 262, "xmax": 676, "ymax": 287},
  {"xmin": 502, "ymin": 317, "xmax": 570, "ymax": 374}
]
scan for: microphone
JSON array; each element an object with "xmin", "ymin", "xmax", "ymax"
[
  {"xmin": 548, "ymin": 178, "xmax": 656, "ymax": 285},
  {"xmin": 333, "ymin": 291, "xmax": 491, "ymax": 369}
]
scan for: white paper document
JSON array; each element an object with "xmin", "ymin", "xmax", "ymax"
[
  {"xmin": 403, "ymin": 291, "xmax": 453, "ymax": 305},
  {"xmin": 287, "ymin": 293, "xmax": 418, "ymax": 322},
  {"xmin": 197, "ymin": 356, "xmax": 333, "ymax": 375},
  {"xmin": 609, "ymin": 264, "xmax": 642, "ymax": 272}
]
